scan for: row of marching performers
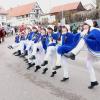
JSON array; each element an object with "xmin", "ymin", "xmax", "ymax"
[{"xmin": 8, "ymin": 20, "xmax": 100, "ymax": 89}]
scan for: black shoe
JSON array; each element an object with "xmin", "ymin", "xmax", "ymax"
[
  {"xmin": 24, "ymin": 59, "xmax": 28, "ymax": 63},
  {"xmin": 14, "ymin": 50, "xmax": 21, "ymax": 56},
  {"xmin": 34, "ymin": 65, "xmax": 41, "ymax": 72},
  {"xmin": 24, "ymin": 50, "xmax": 28, "ymax": 56},
  {"xmin": 8, "ymin": 45, "xmax": 13, "ymax": 49},
  {"xmin": 41, "ymin": 61, "xmax": 48, "ymax": 66},
  {"xmin": 42, "ymin": 68, "xmax": 48, "ymax": 74},
  {"xmin": 37, "ymin": 48, "xmax": 39, "ymax": 52},
  {"xmin": 53, "ymin": 66, "xmax": 61, "ymax": 70},
  {"xmin": 61, "ymin": 77, "xmax": 69, "ymax": 82},
  {"xmin": 50, "ymin": 71, "xmax": 57, "ymax": 77},
  {"xmin": 29, "ymin": 55, "xmax": 36, "ymax": 60},
  {"xmin": 24, "ymin": 58, "xmax": 28, "ymax": 61},
  {"xmin": 64, "ymin": 52, "xmax": 75, "ymax": 60},
  {"xmin": 20, "ymin": 54, "xmax": 25, "ymax": 57},
  {"xmin": 27, "ymin": 63, "xmax": 35, "ymax": 70},
  {"xmin": 13, "ymin": 51, "xmax": 18, "ymax": 55},
  {"xmin": 88, "ymin": 81, "xmax": 99, "ymax": 89}
]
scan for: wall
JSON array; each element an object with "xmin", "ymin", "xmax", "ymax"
[{"xmin": 0, "ymin": 14, "xmax": 7, "ymax": 25}]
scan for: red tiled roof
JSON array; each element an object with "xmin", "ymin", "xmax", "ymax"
[
  {"xmin": 7, "ymin": 3, "xmax": 35, "ymax": 17},
  {"xmin": 0, "ymin": 7, "xmax": 7, "ymax": 14},
  {"xmin": 50, "ymin": 2, "xmax": 85, "ymax": 14}
]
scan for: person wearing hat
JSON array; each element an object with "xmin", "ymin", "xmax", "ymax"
[
  {"xmin": 14, "ymin": 30, "xmax": 27, "ymax": 56},
  {"xmin": 64, "ymin": 20, "xmax": 100, "ymax": 89},
  {"xmin": 15, "ymin": 25, "xmax": 33, "ymax": 57},
  {"xmin": 36, "ymin": 26, "xmax": 60, "ymax": 75},
  {"xmin": 21, "ymin": 26, "xmax": 35, "ymax": 57},
  {"xmin": 52, "ymin": 25, "xmax": 80, "ymax": 80},
  {"xmin": 28, "ymin": 28, "xmax": 49, "ymax": 71},
  {"xmin": 26, "ymin": 26, "xmax": 42, "ymax": 69},
  {"xmin": 26, "ymin": 28, "xmax": 48, "ymax": 70}
]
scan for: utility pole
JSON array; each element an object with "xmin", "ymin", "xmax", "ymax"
[
  {"xmin": 61, "ymin": 8, "xmax": 65, "ymax": 26},
  {"xmin": 62, "ymin": 9, "xmax": 64, "ymax": 20},
  {"xmin": 96, "ymin": 0, "xmax": 100, "ymax": 8}
]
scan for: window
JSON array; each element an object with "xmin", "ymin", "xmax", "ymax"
[
  {"xmin": 26, "ymin": 14, "xmax": 28, "ymax": 17},
  {"xmin": 22, "ymin": 15, "xmax": 24, "ymax": 18},
  {"xmin": 1, "ymin": 15, "xmax": 5, "ymax": 19}
]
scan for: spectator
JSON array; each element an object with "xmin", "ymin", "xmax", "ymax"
[
  {"xmin": 0, "ymin": 25, "xmax": 6, "ymax": 43},
  {"xmin": 93, "ymin": 21, "xmax": 99, "ymax": 28}
]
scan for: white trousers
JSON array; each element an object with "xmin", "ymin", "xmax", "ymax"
[
  {"xmin": 56, "ymin": 53, "xmax": 69, "ymax": 78},
  {"xmin": 71, "ymin": 38, "xmax": 98, "ymax": 82},
  {"xmin": 43, "ymin": 46, "xmax": 57, "ymax": 72},
  {"xmin": 71, "ymin": 38, "xmax": 85, "ymax": 55},
  {"xmin": 11, "ymin": 43, "xmax": 20, "ymax": 49},
  {"xmin": 28, "ymin": 42, "xmax": 45, "ymax": 64},
  {"xmin": 86, "ymin": 53, "xmax": 97, "ymax": 82},
  {"xmin": 19, "ymin": 40, "xmax": 33, "ymax": 56},
  {"xmin": 25, "ymin": 40, "xmax": 34, "ymax": 60},
  {"xmin": 18, "ymin": 40, "xmax": 26, "ymax": 54},
  {"xmin": 25, "ymin": 40, "xmax": 33, "ymax": 52},
  {"xmin": 31, "ymin": 42, "xmax": 43, "ymax": 56}
]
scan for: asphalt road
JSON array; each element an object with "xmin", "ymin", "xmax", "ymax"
[{"xmin": 0, "ymin": 36, "xmax": 100, "ymax": 100}]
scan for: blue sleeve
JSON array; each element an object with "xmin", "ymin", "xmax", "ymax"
[
  {"xmin": 52, "ymin": 33, "xmax": 60, "ymax": 40},
  {"xmin": 34, "ymin": 34, "xmax": 41, "ymax": 43}
]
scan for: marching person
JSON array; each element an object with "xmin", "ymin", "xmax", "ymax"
[
  {"xmin": 16, "ymin": 26, "xmax": 38, "ymax": 58},
  {"xmin": 20, "ymin": 26, "xmax": 35, "ymax": 57},
  {"xmin": 29, "ymin": 28, "xmax": 49, "ymax": 71},
  {"xmin": 14, "ymin": 30, "xmax": 27, "ymax": 56},
  {"xmin": 64, "ymin": 20, "xmax": 100, "ymax": 89},
  {"xmin": 53, "ymin": 25, "xmax": 80, "ymax": 81},
  {"xmin": 26, "ymin": 26, "xmax": 42, "ymax": 69}
]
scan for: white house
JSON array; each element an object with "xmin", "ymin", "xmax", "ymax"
[
  {"xmin": 40, "ymin": 14, "xmax": 56, "ymax": 24},
  {"xmin": 7, "ymin": 2, "xmax": 43, "ymax": 26},
  {"xmin": 0, "ymin": 7, "xmax": 7, "ymax": 25}
]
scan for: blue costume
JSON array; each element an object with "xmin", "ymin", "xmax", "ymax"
[
  {"xmin": 57, "ymin": 32, "xmax": 80, "ymax": 55},
  {"xmin": 26, "ymin": 32, "xmax": 35, "ymax": 41},
  {"xmin": 15, "ymin": 35, "xmax": 20, "ymax": 43},
  {"xmin": 48, "ymin": 32, "xmax": 61, "ymax": 46},
  {"xmin": 20, "ymin": 34, "xmax": 26, "ymax": 41},
  {"xmin": 32, "ymin": 32, "xmax": 41, "ymax": 43},
  {"xmin": 20, "ymin": 34, "xmax": 27, "ymax": 50},
  {"xmin": 41, "ymin": 34, "xmax": 49, "ymax": 51},
  {"xmin": 84, "ymin": 29, "xmax": 100, "ymax": 53}
]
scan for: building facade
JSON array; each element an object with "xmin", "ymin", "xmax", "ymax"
[
  {"xmin": 96, "ymin": 0, "xmax": 100, "ymax": 8},
  {"xmin": 0, "ymin": 7, "xmax": 7, "ymax": 25},
  {"xmin": 7, "ymin": 2, "xmax": 43, "ymax": 26},
  {"xmin": 50, "ymin": 2, "xmax": 86, "ymax": 24}
]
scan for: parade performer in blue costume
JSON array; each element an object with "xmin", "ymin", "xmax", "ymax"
[
  {"xmin": 64, "ymin": 20, "xmax": 100, "ymax": 89},
  {"xmin": 14, "ymin": 30, "xmax": 26, "ymax": 56},
  {"xmin": 26, "ymin": 26, "xmax": 42, "ymax": 68},
  {"xmin": 27, "ymin": 28, "xmax": 49, "ymax": 70},
  {"xmin": 19, "ymin": 26, "xmax": 35, "ymax": 58},
  {"xmin": 36, "ymin": 26, "xmax": 61, "ymax": 75},
  {"xmin": 52, "ymin": 25, "xmax": 80, "ymax": 80}
]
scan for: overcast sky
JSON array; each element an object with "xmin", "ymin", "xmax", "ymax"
[{"xmin": 0, "ymin": 0, "xmax": 96, "ymax": 12}]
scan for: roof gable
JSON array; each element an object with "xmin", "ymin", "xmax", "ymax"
[
  {"xmin": 8, "ymin": 3, "xmax": 35, "ymax": 17},
  {"xmin": 50, "ymin": 2, "xmax": 85, "ymax": 14}
]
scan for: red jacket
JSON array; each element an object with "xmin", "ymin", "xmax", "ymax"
[{"xmin": 0, "ymin": 28, "xmax": 5, "ymax": 37}]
